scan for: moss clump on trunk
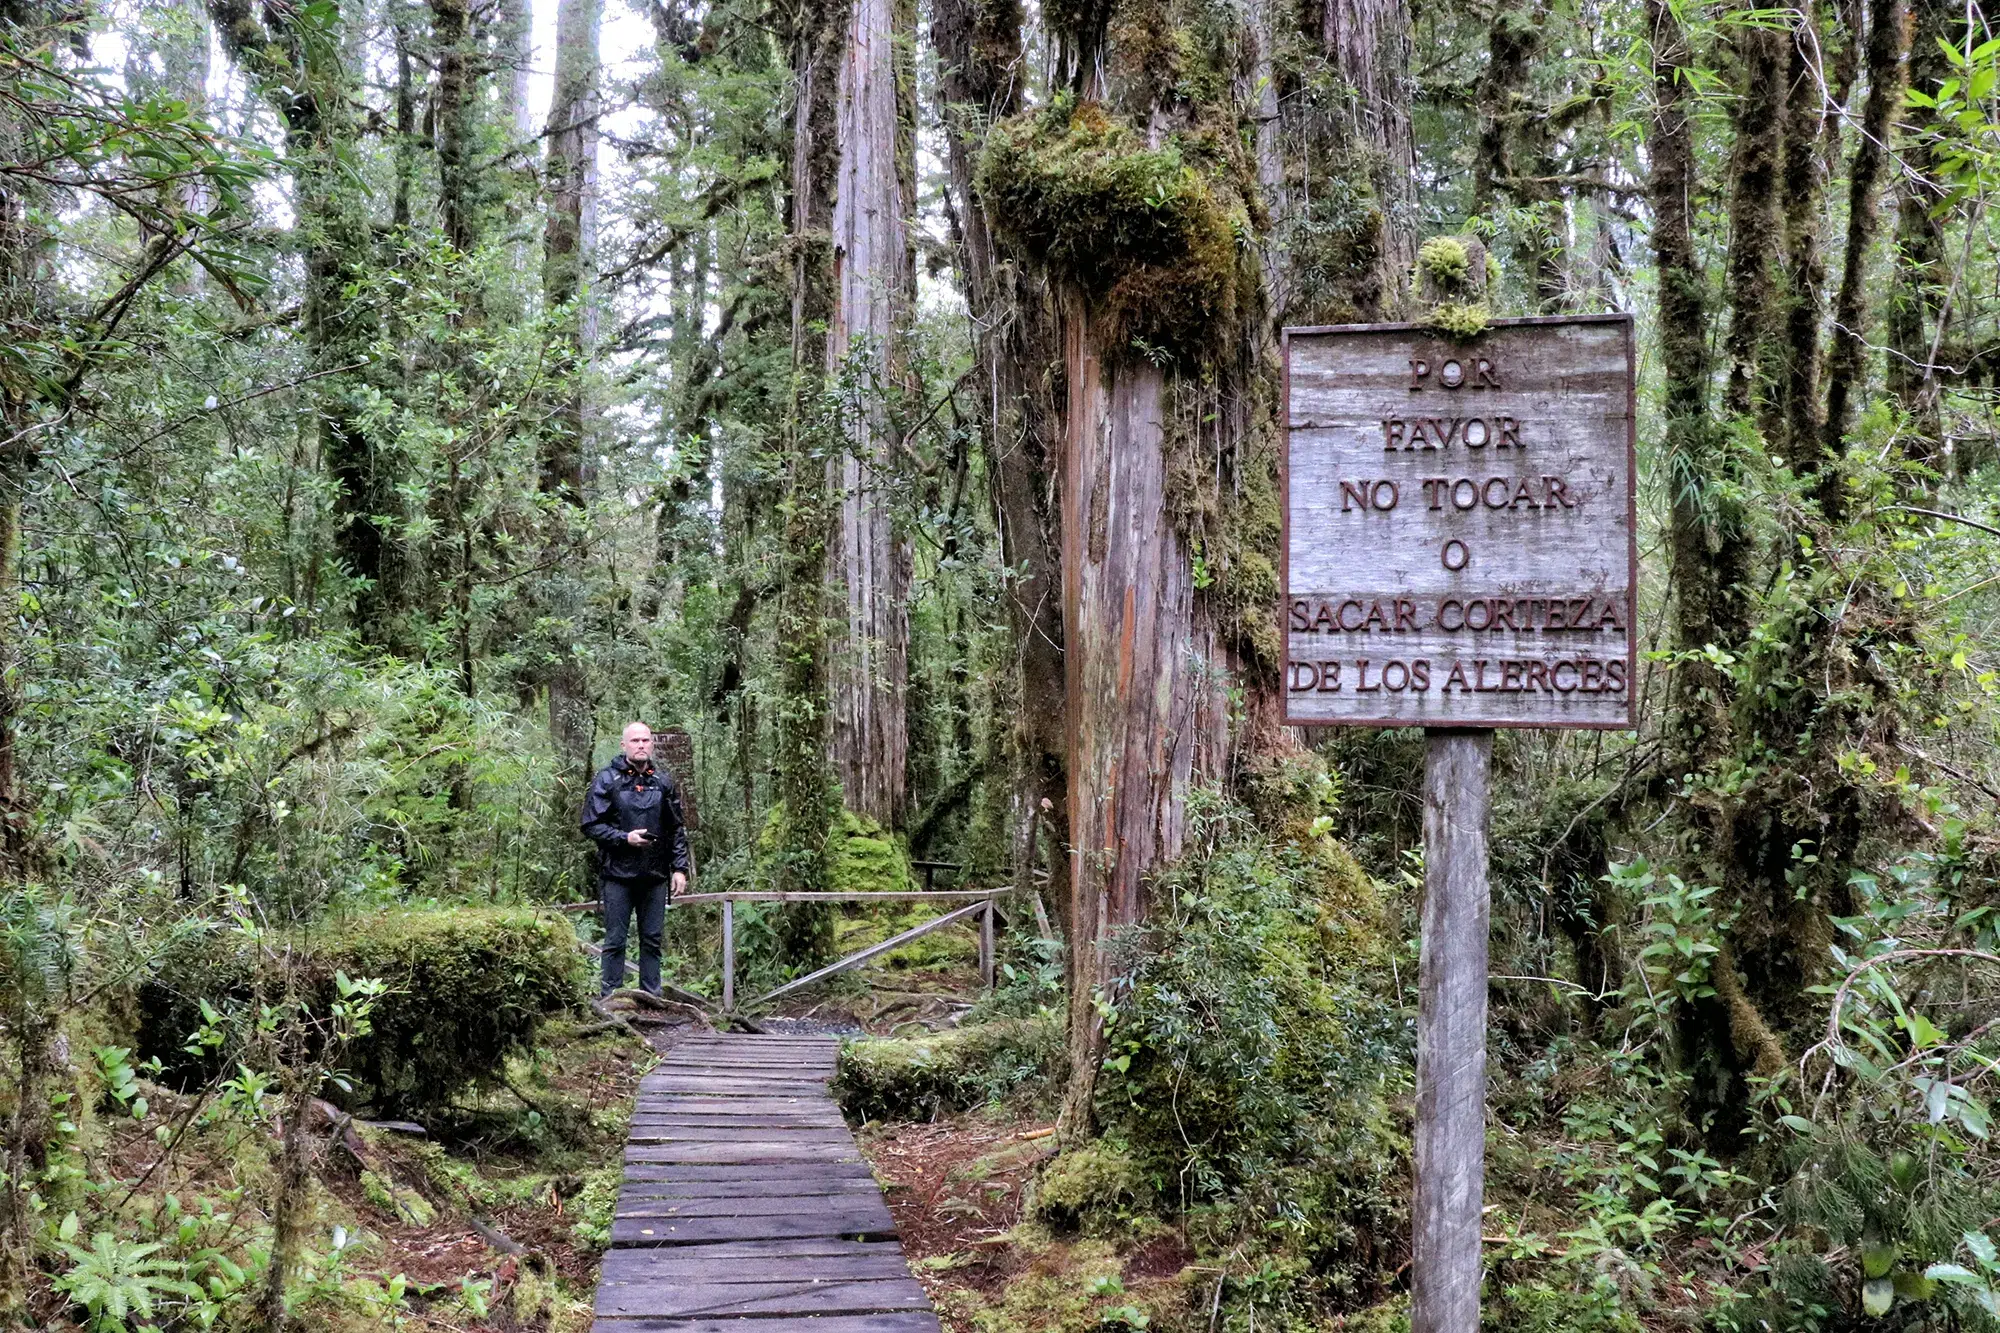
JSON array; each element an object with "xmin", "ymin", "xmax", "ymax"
[{"xmin": 976, "ymin": 96, "xmax": 1254, "ymax": 364}]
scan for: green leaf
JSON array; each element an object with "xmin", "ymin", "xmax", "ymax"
[{"xmin": 1862, "ymin": 1277, "xmax": 1894, "ymax": 1316}]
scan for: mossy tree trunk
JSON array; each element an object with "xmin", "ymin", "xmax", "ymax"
[
  {"xmin": 826, "ymin": 0, "xmax": 915, "ymax": 830},
  {"xmin": 1263, "ymin": 0, "xmax": 1418, "ymax": 323},
  {"xmin": 210, "ymin": 0, "xmax": 398, "ymax": 647},
  {"xmin": 1885, "ymin": 0, "xmax": 1952, "ymax": 468},
  {"xmin": 773, "ymin": 0, "xmax": 849, "ymax": 959},
  {"xmin": 540, "ymin": 0, "xmax": 604, "ymax": 805},
  {"xmin": 933, "ymin": 0, "xmax": 1070, "ymax": 922},
  {"xmin": 1817, "ymin": 0, "xmax": 1909, "ymax": 517}
]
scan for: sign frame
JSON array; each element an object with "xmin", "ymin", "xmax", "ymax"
[{"xmin": 1278, "ymin": 312, "xmax": 1639, "ymax": 732}]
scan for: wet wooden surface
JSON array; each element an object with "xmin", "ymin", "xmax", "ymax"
[{"xmin": 593, "ymin": 1034, "xmax": 939, "ymax": 1333}]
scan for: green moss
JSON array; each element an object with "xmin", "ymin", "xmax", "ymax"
[
  {"xmin": 833, "ymin": 1016, "xmax": 1063, "ymax": 1121},
  {"xmin": 1417, "ymin": 235, "xmax": 1472, "ymax": 287},
  {"xmin": 359, "ymin": 1169, "xmax": 435, "ymax": 1226},
  {"xmin": 1414, "ymin": 233, "xmax": 1494, "ymax": 338},
  {"xmin": 1423, "ymin": 301, "xmax": 1492, "ymax": 339},
  {"xmin": 826, "ymin": 808, "xmax": 914, "ymax": 895},
  {"xmin": 977, "ymin": 97, "xmax": 1252, "ymax": 364},
  {"xmin": 1029, "ymin": 1142, "xmax": 1154, "ymax": 1234},
  {"xmin": 139, "ymin": 908, "xmax": 584, "ymax": 1119}
]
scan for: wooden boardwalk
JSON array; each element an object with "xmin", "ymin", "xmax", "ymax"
[{"xmin": 593, "ymin": 1033, "xmax": 940, "ymax": 1333}]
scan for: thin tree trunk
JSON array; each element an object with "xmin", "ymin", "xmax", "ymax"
[
  {"xmin": 1721, "ymin": 18, "xmax": 1788, "ymax": 418},
  {"xmin": 432, "ymin": 0, "xmax": 476, "ymax": 257},
  {"xmin": 209, "ymin": 0, "xmax": 396, "ymax": 647},
  {"xmin": 541, "ymin": 0, "xmax": 603, "ymax": 794},
  {"xmin": 1885, "ymin": 0, "xmax": 1951, "ymax": 465},
  {"xmin": 1819, "ymin": 0, "xmax": 1909, "ymax": 511},
  {"xmin": 772, "ymin": 0, "xmax": 847, "ymax": 958},
  {"xmin": 933, "ymin": 0, "xmax": 1070, "ymax": 922},
  {"xmin": 1771, "ymin": 3, "xmax": 1833, "ymax": 460}
]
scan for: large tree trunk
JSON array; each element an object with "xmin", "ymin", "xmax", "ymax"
[
  {"xmin": 933, "ymin": 0, "xmax": 1070, "ymax": 921},
  {"xmin": 1269, "ymin": 0, "xmax": 1418, "ymax": 323},
  {"xmin": 1053, "ymin": 305, "xmax": 1228, "ymax": 1146},
  {"xmin": 826, "ymin": 0, "xmax": 913, "ymax": 828}
]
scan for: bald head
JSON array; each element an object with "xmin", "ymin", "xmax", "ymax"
[{"xmin": 621, "ymin": 722, "xmax": 654, "ymax": 765}]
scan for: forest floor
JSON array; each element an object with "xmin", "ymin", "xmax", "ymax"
[{"xmin": 55, "ymin": 904, "xmax": 1000, "ymax": 1333}]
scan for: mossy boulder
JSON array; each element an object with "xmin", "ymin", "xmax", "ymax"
[
  {"xmin": 139, "ymin": 908, "xmax": 585, "ymax": 1119},
  {"xmin": 832, "ymin": 1016, "xmax": 1063, "ymax": 1122},
  {"xmin": 826, "ymin": 809, "xmax": 913, "ymax": 895},
  {"xmin": 754, "ymin": 805, "xmax": 914, "ymax": 895},
  {"xmin": 1027, "ymin": 1142, "xmax": 1154, "ymax": 1234},
  {"xmin": 977, "ymin": 96, "xmax": 1254, "ymax": 363}
]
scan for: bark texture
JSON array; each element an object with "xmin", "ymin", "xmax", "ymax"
[
  {"xmin": 826, "ymin": 0, "xmax": 915, "ymax": 827},
  {"xmin": 1819, "ymin": 0, "xmax": 1909, "ymax": 509},
  {"xmin": 1054, "ymin": 306, "xmax": 1228, "ymax": 1145}
]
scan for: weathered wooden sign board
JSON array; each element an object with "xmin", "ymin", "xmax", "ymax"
[
  {"xmin": 1281, "ymin": 312, "xmax": 1638, "ymax": 1333},
  {"xmin": 1281, "ymin": 315, "xmax": 1636, "ymax": 730}
]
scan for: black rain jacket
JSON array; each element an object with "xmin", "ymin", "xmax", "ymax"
[{"xmin": 580, "ymin": 756, "xmax": 691, "ymax": 887}]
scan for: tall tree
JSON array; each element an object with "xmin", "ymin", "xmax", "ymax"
[
  {"xmin": 540, "ymin": 0, "xmax": 604, "ymax": 789},
  {"xmin": 825, "ymin": 0, "xmax": 915, "ymax": 828}
]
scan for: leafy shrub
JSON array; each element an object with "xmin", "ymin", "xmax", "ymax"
[
  {"xmin": 832, "ymin": 1016, "xmax": 1063, "ymax": 1122},
  {"xmin": 138, "ymin": 907, "xmax": 584, "ymax": 1118},
  {"xmin": 1093, "ymin": 786, "xmax": 1410, "ymax": 1300}
]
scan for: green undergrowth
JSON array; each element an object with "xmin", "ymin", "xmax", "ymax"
[
  {"xmin": 834, "ymin": 1015, "xmax": 1064, "ymax": 1122},
  {"xmin": 18, "ymin": 986, "xmax": 646, "ymax": 1333},
  {"xmin": 138, "ymin": 907, "xmax": 586, "ymax": 1120}
]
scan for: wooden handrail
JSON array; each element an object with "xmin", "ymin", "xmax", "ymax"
[{"xmin": 673, "ymin": 888, "xmax": 1009, "ymax": 904}]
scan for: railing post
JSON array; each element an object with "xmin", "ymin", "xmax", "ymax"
[
  {"xmin": 721, "ymin": 898, "xmax": 735, "ymax": 1013},
  {"xmin": 979, "ymin": 894, "xmax": 996, "ymax": 991}
]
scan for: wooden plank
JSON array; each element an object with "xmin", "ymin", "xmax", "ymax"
[
  {"xmin": 596, "ymin": 1278, "xmax": 929, "ymax": 1319},
  {"xmin": 600, "ymin": 1249, "xmax": 912, "ymax": 1282},
  {"xmin": 605, "ymin": 1237, "xmax": 906, "ymax": 1260},
  {"xmin": 624, "ymin": 1145, "xmax": 866, "ymax": 1165},
  {"xmin": 592, "ymin": 1314, "xmax": 942, "ymax": 1333},
  {"xmin": 622, "ymin": 1163, "xmax": 878, "ymax": 1183},
  {"xmin": 612, "ymin": 1214, "xmax": 898, "ymax": 1245},
  {"xmin": 626, "ymin": 1128, "xmax": 858, "ymax": 1145},
  {"xmin": 616, "ymin": 1194, "xmax": 895, "ymax": 1223},
  {"xmin": 620, "ymin": 1178, "xmax": 883, "ymax": 1199},
  {"xmin": 1413, "ymin": 729, "xmax": 1492, "ymax": 1333}
]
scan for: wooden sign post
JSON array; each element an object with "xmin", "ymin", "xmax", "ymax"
[{"xmin": 1281, "ymin": 315, "xmax": 1636, "ymax": 1333}]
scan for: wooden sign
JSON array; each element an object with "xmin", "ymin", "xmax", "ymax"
[
  {"xmin": 655, "ymin": 727, "xmax": 697, "ymax": 829},
  {"xmin": 1281, "ymin": 315, "xmax": 1636, "ymax": 730}
]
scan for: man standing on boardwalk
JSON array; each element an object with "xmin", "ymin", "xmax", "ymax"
[{"xmin": 581, "ymin": 722, "xmax": 691, "ymax": 997}]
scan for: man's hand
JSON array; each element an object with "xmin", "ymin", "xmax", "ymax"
[
  {"xmin": 626, "ymin": 828, "xmax": 652, "ymax": 846},
  {"xmin": 672, "ymin": 871, "xmax": 688, "ymax": 895}
]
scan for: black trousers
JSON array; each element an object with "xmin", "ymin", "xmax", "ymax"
[{"xmin": 601, "ymin": 877, "xmax": 667, "ymax": 996}]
